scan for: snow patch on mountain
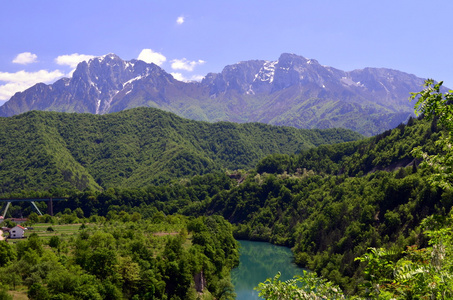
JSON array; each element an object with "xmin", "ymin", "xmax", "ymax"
[
  {"xmin": 254, "ymin": 60, "xmax": 277, "ymax": 83},
  {"xmin": 124, "ymin": 75, "xmax": 143, "ymax": 86},
  {"xmin": 95, "ymin": 99, "xmax": 101, "ymax": 114},
  {"xmin": 341, "ymin": 77, "xmax": 365, "ymax": 88}
]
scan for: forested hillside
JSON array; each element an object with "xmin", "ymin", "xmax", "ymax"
[
  {"xmin": 0, "ymin": 107, "xmax": 362, "ymax": 193},
  {"xmin": 256, "ymin": 116, "xmax": 437, "ymax": 176}
]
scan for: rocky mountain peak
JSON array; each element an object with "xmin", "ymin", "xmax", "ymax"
[
  {"xmin": 203, "ymin": 54, "xmax": 331, "ymax": 96},
  {"xmin": 277, "ymin": 53, "xmax": 310, "ymax": 65},
  {"xmin": 270, "ymin": 53, "xmax": 332, "ymax": 91},
  {"xmin": 201, "ymin": 60, "xmax": 266, "ymax": 96},
  {"xmin": 97, "ymin": 53, "xmax": 122, "ymax": 63}
]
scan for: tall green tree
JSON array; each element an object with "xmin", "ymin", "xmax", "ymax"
[{"xmin": 411, "ymin": 79, "xmax": 453, "ymax": 189}]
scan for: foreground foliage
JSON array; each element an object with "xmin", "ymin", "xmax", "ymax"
[
  {"xmin": 0, "ymin": 214, "xmax": 239, "ymax": 300},
  {"xmin": 256, "ymin": 272, "xmax": 345, "ymax": 300}
]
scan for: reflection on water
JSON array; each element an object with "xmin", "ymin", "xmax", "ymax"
[{"xmin": 231, "ymin": 240, "xmax": 304, "ymax": 300}]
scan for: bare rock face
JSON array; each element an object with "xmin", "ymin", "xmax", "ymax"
[
  {"xmin": 194, "ymin": 270, "xmax": 207, "ymax": 293},
  {"xmin": 0, "ymin": 52, "xmax": 440, "ymax": 136}
]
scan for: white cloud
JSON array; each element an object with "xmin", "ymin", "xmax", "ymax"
[
  {"xmin": 171, "ymin": 72, "xmax": 204, "ymax": 82},
  {"xmin": 12, "ymin": 52, "xmax": 38, "ymax": 65},
  {"xmin": 0, "ymin": 83, "xmax": 24, "ymax": 101},
  {"xmin": 55, "ymin": 53, "xmax": 95, "ymax": 68},
  {"xmin": 0, "ymin": 70, "xmax": 64, "ymax": 84},
  {"xmin": 190, "ymin": 75, "xmax": 205, "ymax": 81},
  {"xmin": 0, "ymin": 70, "xmax": 64, "ymax": 101},
  {"xmin": 171, "ymin": 58, "xmax": 205, "ymax": 72},
  {"xmin": 176, "ymin": 16, "xmax": 185, "ymax": 25},
  {"xmin": 138, "ymin": 49, "xmax": 167, "ymax": 66},
  {"xmin": 171, "ymin": 72, "xmax": 185, "ymax": 81}
]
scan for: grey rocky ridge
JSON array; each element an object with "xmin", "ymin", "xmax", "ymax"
[{"xmin": 0, "ymin": 53, "xmax": 432, "ymax": 136}]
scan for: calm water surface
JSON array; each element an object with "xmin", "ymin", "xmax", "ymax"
[{"xmin": 231, "ymin": 240, "xmax": 304, "ymax": 300}]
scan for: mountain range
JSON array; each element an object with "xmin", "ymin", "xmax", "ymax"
[{"xmin": 0, "ymin": 53, "xmax": 432, "ymax": 136}]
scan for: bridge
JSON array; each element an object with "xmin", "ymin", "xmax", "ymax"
[{"xmin": 0, "ymin": 198, "xmax": 68, "ymax": 218}]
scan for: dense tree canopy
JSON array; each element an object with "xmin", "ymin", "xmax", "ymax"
[
  {"xmin": 0, "ymin": 214, "xmax": 239, "ymax": 300},
  {"xmin": 0, "ymin": 107, "xmax": 362, "ymax": 193}
]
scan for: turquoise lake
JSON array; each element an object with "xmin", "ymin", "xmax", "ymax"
[{"xmin": 231, "ymin": 240, "xmax": 305, "ymax": 300}]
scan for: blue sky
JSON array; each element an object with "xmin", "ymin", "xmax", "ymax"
[{"xmin": 1, "ymin": 0, "xmax": 452, "ymax": 103}]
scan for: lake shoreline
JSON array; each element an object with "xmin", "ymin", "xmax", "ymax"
[{"xmin": 232, "ymin": 240, "xmax": 305, "ymax": 300}]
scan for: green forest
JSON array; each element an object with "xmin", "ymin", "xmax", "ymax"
[
  {"xmin": 0, "ymin": 107, "xmax": 361, "ymax": 192},
  {"xmin": 0, "ymin": 214, "xmax": 239, "ymax": 300},
  {"xmin": 1, "ymin": 81, "xmax": 453, "ymax": 299}
]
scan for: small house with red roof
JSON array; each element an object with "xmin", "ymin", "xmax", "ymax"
[{"xmin": 9, "ymin": 225, "xmax": 25, "ymax": 239}]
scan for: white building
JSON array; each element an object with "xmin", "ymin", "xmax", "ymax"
[{"xmin": 9, "ymin": 225, "xmax": 25, "ymax": 239}]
